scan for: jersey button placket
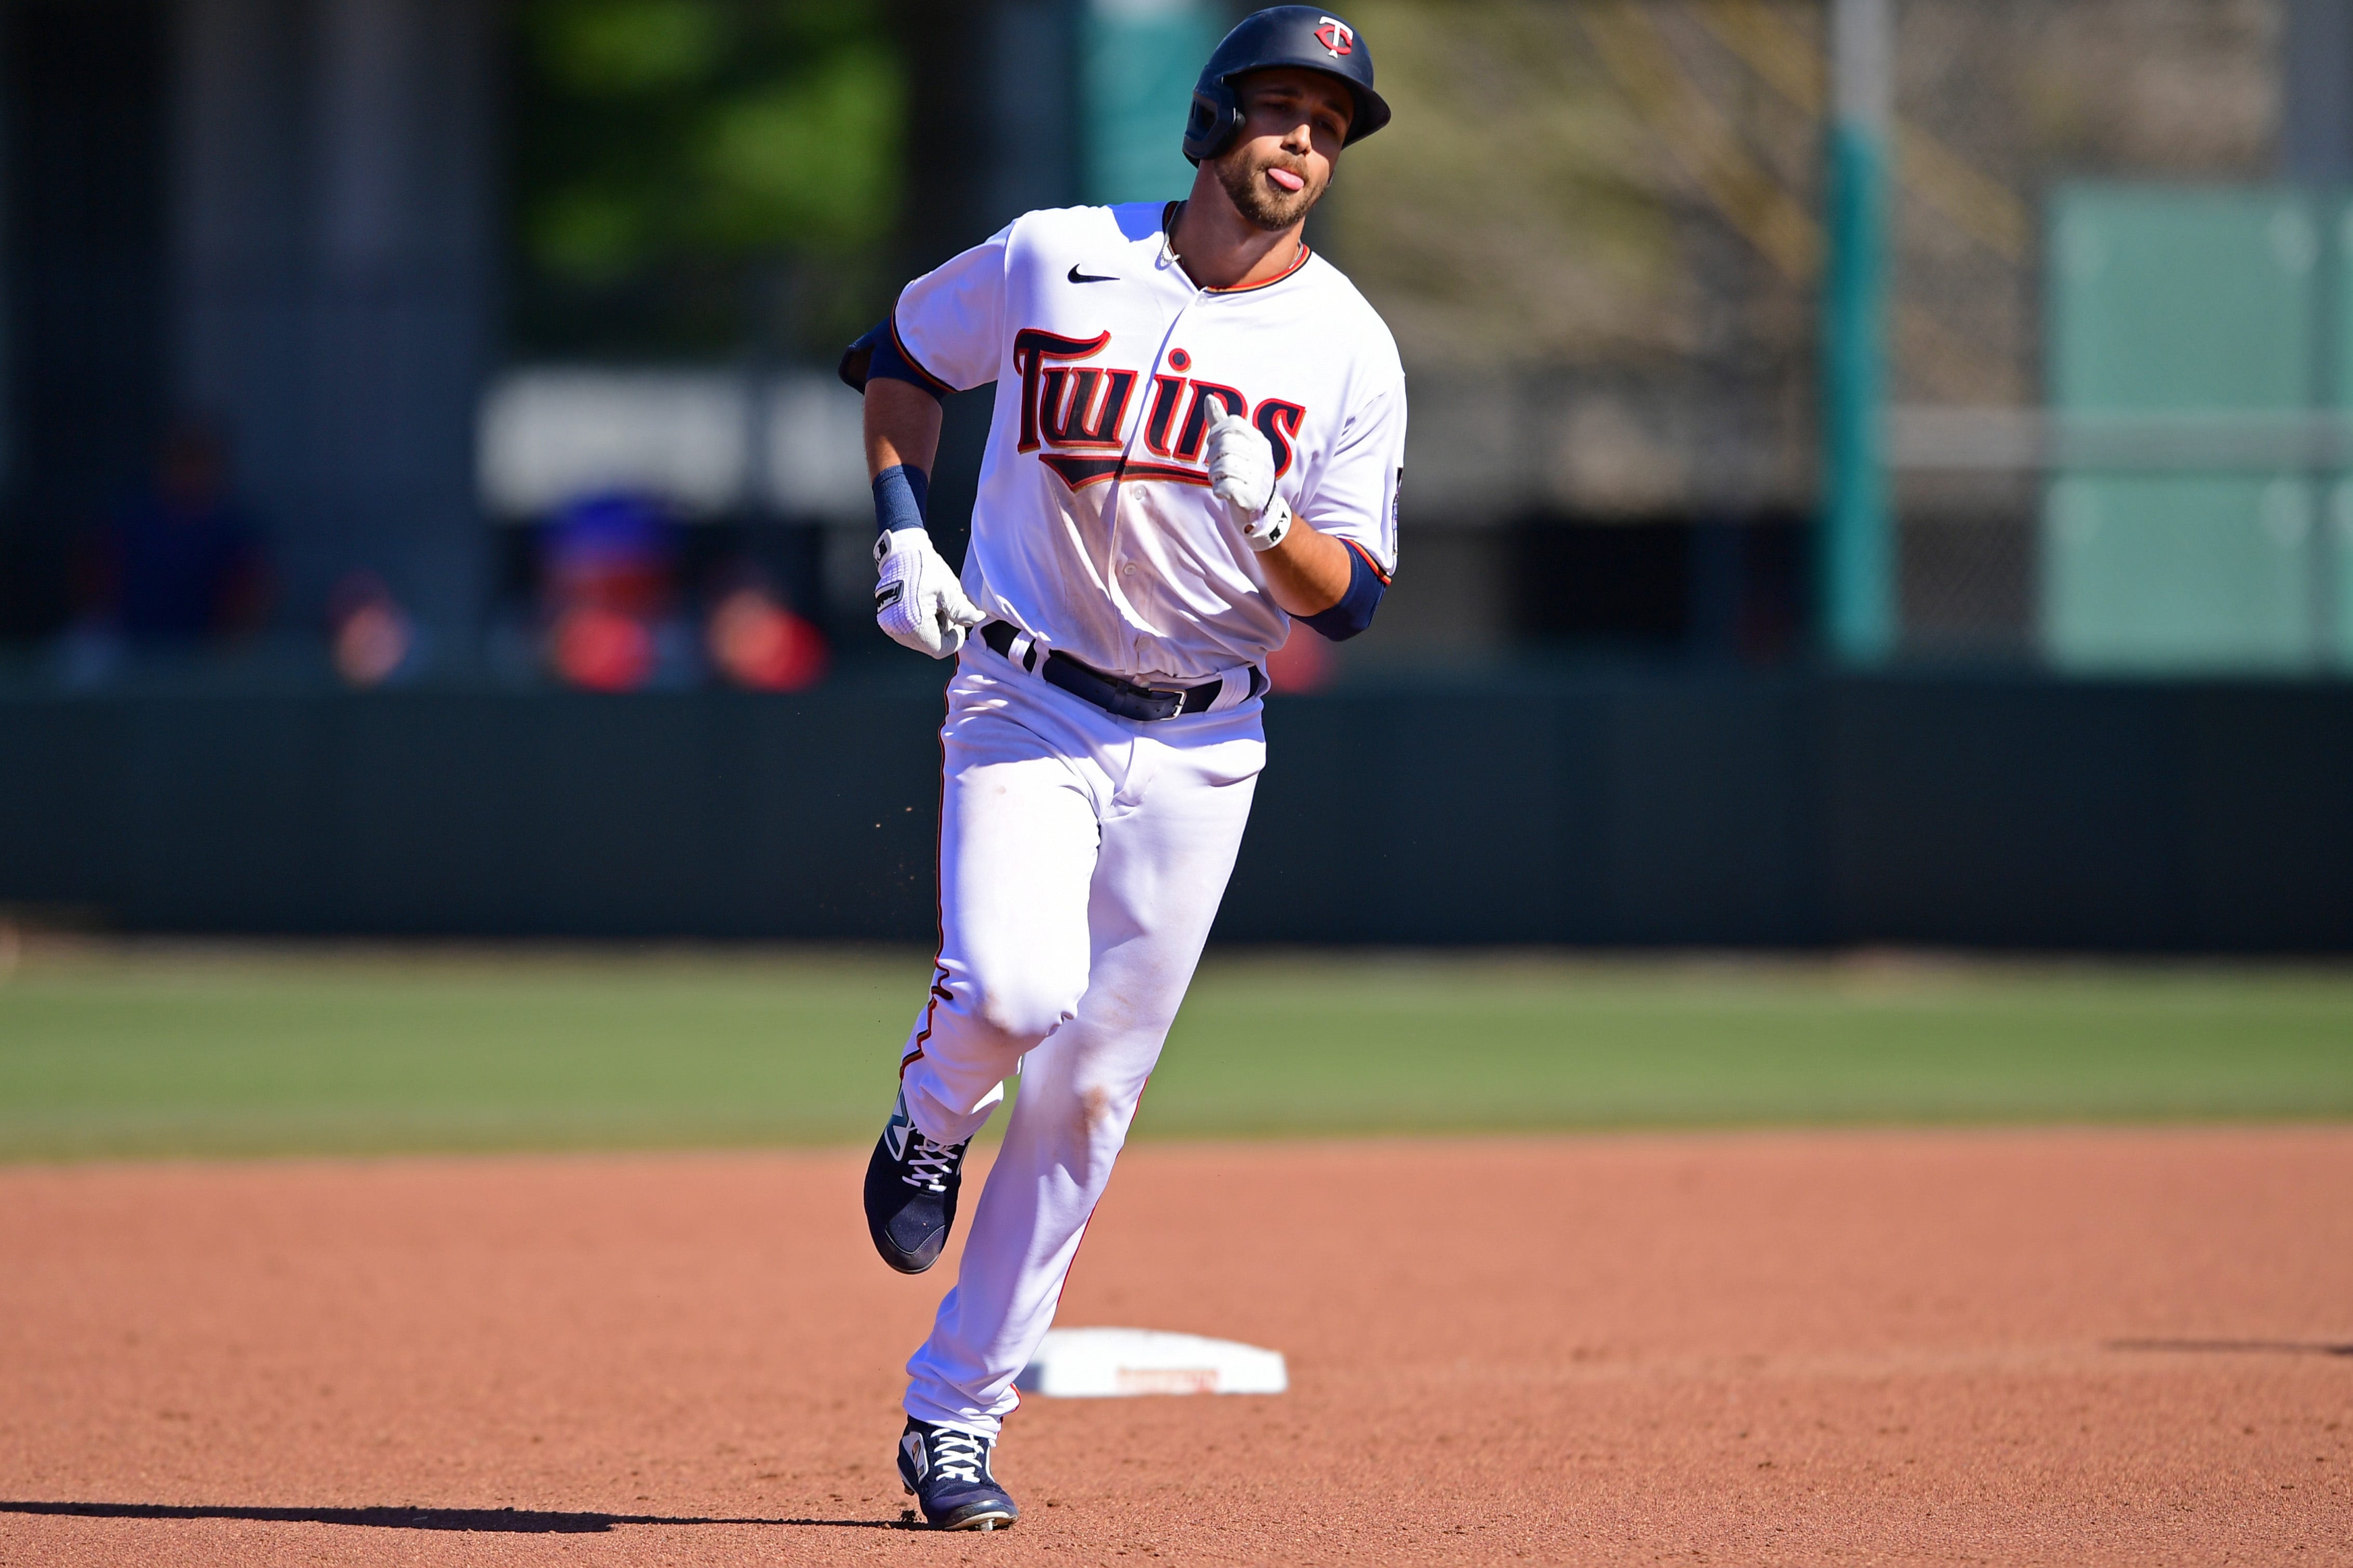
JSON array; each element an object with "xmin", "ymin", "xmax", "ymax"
[{"xmin": 1103, "ymin": 279, "xmax": 1196, "ymax": 659}]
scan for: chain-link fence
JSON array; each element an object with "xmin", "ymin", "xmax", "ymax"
[
  {"xmin": 1326, "ymin": 0, "xmax": 2303, "ymax": 667},
  {"xmin": 1890, "ymin": 0, "xmax": 2280, "ymax": 664}
]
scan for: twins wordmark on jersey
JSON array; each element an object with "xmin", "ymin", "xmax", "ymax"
[
  {"xmin": 891, "ymin": 201, "xmax": 1406, "ymax": 684},
  {"xmin": 1015, "ymin": 331, "xmax": 1306, "ymax": 492}
]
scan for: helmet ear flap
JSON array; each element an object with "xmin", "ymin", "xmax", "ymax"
[{"xmin": 1181, "ymin": 82, "xmax": 1242, "ymax": 166}]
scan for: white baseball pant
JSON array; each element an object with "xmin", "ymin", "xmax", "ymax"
[{"xmin": 897, "ymin": 650, "xmax": 1264, "ymax": 1437}]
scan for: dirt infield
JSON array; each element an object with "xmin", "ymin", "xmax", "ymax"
[{"xmin": 1, "ymin": 1130, "xmax": 2347, "ymax": 1565}]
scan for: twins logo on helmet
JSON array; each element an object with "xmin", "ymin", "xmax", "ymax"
[{"xmin": 1313, "ymin": 17, "xmax": 1353, "ymax": 56}]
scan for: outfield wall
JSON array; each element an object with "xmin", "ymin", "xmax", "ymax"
[{"xmin": 3, "ymin": 673, "xmax": 2350, "ymax": 950}]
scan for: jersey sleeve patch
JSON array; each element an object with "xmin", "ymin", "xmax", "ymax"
[{"xmin": 1298, "ymin": 374, "xmax": 1406, "ymax": 578}]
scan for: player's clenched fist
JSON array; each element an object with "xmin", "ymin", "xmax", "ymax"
[
  {"xmin": 1205, "ymin": 410, "xmax": 1293, "ymax": 551},
  {"xmin": 873, "ymin": 528, "xmax": 986, "ymax": 657}
]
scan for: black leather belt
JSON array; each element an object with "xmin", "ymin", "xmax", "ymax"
[{"xmin": 979, "ymin": 620, "xmax": 1262, "ymax": 723}]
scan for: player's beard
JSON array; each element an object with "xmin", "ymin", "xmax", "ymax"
[{"xmin": 1215, "ymin": 147, "xmax": 1325, "ymax": 232}]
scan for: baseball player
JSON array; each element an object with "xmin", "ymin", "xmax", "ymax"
[{"xmin": 839, "ymin": 6, "xmax": 1402, "ymax": 1531}]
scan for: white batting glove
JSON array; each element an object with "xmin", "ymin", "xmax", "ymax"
[
  {"xmin": 1206, "ymin": 410, "xmax": 1293, "ymax": 551},
  {"xmin": 873, "ymin": 528, "xmax": 986, "ymax": 658}
]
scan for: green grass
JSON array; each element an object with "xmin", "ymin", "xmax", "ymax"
[{"xmin": 0, "ymin": 942, "xmax": 2348, "ymax": 1160}]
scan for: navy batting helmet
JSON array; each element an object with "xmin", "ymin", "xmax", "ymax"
[{"xmin": 1181, "ymin": 6, "xmax": 1390, "ymax": 167}]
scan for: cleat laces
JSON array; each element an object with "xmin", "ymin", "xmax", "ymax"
[
  {"xmin": 902, "ymin": 1132, "xmax": 963, "ymax": 1194},
  {"xmin": 931, "ymin": 1428, "xmax": 987, "ymax": 1486}
]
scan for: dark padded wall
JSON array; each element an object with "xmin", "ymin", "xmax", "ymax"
[
  {"xmin": 0, "ymin": 689, "xmax": 944, "ymax": 938},
  {"xmin": 1, "ymin": 0, "xmax": 170, "ymax": 638},
  {"xmin": 3, "ymin": 673, "xmax": 2351, "ymax": 949}
]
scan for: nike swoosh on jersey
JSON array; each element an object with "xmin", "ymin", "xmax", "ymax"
[{"xmin": 1067, "ymin": 264, "xmax": 1118, "ymax": 283}]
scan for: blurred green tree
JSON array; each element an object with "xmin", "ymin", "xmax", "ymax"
[{"xmin": 510, "ymin": 0, "xmax": 905, "ymax": 359}]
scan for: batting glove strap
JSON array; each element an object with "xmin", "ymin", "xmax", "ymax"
[{"xmin": 1238, "ymin": 493, "xmax": 1293, "ymax": 552}]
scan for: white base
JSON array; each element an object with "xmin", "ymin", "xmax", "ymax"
[{"xmin": 1014, "ymin": 1327, "xmax": 1288, "ymax": 1398}]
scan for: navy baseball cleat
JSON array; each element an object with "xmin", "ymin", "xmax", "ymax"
[
  {"xmin": 898, "ymin": 1417, "xmax": 1018, "ymax": 1531},
  {"xmin": 864, "ymin": 1087, "xmax": 971, "ymax": 1274}
]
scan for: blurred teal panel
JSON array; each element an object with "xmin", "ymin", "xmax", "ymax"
[
  {"xmin": 2334, "ymin": 196, "xmax": 2353, "ymax": 411},
  {"xmin": 2338, "ymin": 196, "xmax": 2353, "ymax": 410},
  {"xmin": 2042, "ymin": 186, "xmax": 2325, "ymax": 670},
  {"xmin": 2043, "ymin": 475, "xmax": 2317, "ymax": 671},
  {"xmin": 1080, "ymin": 0, "xmax": 1219, "ymax": 207},
  {"xmin": 1821, "ymin": 122, "xmax": 1894, "ymax": 664},
  {"xmin": 2329, "ymin": 197, "xmax": 2353, "ymax": 673},
  {"xmin": 2331, "ymin": 479, "xmax": 2353, "ymax": 666},
  {"xmin": 2047, "ymin": 185, "xmax": 2318, "ymax": 412}
]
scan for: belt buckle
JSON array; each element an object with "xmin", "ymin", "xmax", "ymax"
[{"xmin": 1131, "ymin": 684, "xmax": 1184, "ymax": 722}]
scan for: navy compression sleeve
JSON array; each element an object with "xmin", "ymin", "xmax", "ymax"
[
  {"xmin": 1297, "ymin": 542, "xmax": 1388, "ymax": 642},
  {"xmin": 872, "ymin": 464, "xmax": 930, "ymax": 537},
  {"xmin": 839, "ymin": 319, "xmax": 950, "ymax": 399}
]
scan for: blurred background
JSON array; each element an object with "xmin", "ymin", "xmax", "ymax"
[{"xmin": 0, "ymin": 0, "xmax": 2349, "ymax": 950}]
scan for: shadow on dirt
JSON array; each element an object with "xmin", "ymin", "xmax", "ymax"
[
  {"xmin": 2106, "ymin": 1339, "xmax": 2353, "ymax": 1357},
  {"xmin": 0, "ymin": 1500, "xmax": 917, "ymax": 1533}
]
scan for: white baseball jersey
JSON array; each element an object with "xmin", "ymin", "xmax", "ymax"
[{"xmin": 890, "ymin": 200, "xmax": 1406, "ymax": 684}]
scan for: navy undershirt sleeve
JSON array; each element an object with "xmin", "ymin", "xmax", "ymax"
[{"xmin": 1298, "ymin": 544, "xmax": 1387, "ymax": 642}]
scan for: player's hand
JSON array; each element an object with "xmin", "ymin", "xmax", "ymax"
[
  {"xmin": 873, "ymin": 528, "xmax": 986, "ymax": 657},
  {"xmin": 1206, "ymin": 411, "xmax": 1293, "ymax": 552}
]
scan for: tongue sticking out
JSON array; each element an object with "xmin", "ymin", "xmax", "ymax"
[{"xmin": 1268, "ymin": 167, "xmax": 1305, "ymax": 193}]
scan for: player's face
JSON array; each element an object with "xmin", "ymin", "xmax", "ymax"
[{"xmin": 1213, "ymin": 69, "xmax": 1352, "ymax": 233}]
